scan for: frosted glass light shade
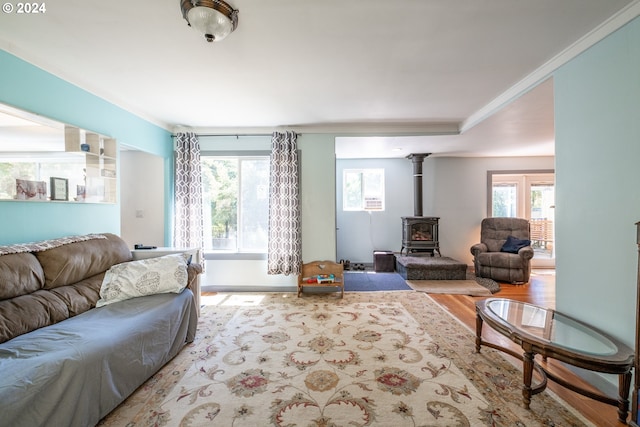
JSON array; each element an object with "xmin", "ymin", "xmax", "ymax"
[
  {"xmin": 187, "ymin": 7, "xmax": 233, "ymax": 42},
  {"xmin": 180, "ymin": 0, "xmax": 239, "ymax": 43}
]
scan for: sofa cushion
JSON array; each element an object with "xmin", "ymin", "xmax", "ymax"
[
  {"xmin": 0, "ymin": 253, "xmax": 44, "ymax": 300},
  {"xmin": 35, "ymin": 233, "xmax": 132, "ymax": 289},
  {"xmin": 96, "ymin": 254, "xmax": 189, "ymax": 307},
  {"xmin": 50, "ymin": 274, "xmax": 104, "ymax": 316},
  {"xmin": 0, "ymin": 289, "xmax": 70, "ymax": 343}
]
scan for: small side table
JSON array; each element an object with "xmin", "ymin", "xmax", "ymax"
[
  {"xmin": 373, "ymin": 251, "xmax": 395, "ymax": 272},
  {"xmin": 131, "ymin": 247, "xmax": 202, "ymax": 315}
]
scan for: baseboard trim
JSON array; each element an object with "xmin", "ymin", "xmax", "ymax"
[
  {"xmin": 202, "ymin": 285, "xmax": 296, "ymax": 293},
  {"xmin": 563, "ymin": 363, "xmax": 618, "ymax": 399},
  {"xmin": 202, "ymin": 285, "xmax": 345, "ymax": 294}
]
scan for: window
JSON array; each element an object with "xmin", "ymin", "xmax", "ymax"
[
  {"xmin": 489, "ymin": 172, "xmax": 554, "ymax": 221},
  {"xmin": 492, "ymin": 182, "xmax": 517, "ymax": 217},
  {"xmin": 201, "ymin": 156, "xmax": 270, "ymax": 253},
  {"xmin": 488, "ymin": 170, "xmax": 555, "ymax": 264},
  {"xmin": 343, "ymin": 169, "xmax": 385, "ymax": 211}
]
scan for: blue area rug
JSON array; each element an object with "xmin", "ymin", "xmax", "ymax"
[{"xmin": 343, "ymin": 271, "xmax": 412, "ymax": 291}]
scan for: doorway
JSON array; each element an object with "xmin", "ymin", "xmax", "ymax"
[
  {"xmin": 119, "ymin": 147, "xmax": 166, "ymax": 248},
  {"xmin": 488, "ymin": 170, "xmax": 555, "ymax": 268}
]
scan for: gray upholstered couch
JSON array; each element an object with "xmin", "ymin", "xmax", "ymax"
[
  {"xmin": 470, "ymin": 217, "xmax": 534, "ymax": 284},
  {"xmin": 0, "ymin": 233, "xmax": 201, "ymax": 427}
]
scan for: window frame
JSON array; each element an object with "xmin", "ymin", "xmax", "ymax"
[
  {"xmin": 342, "ymin": 168, "xmax": 385, "ymax": 212},
  {"xmin": 486, "ymin": 169, "xmax": 555, "ymax": 218},
  {"xmin": 200, "ymin": 151, "xmax": 270, "ymax": 260}
]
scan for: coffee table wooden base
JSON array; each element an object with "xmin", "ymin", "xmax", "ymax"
[
  {"xmin": 474, "ymin": 334, "xmax": 548, "ymax": 407},
  {"xmin": 475, "ymin": 299, "xmax": 633, "ymax": 424}
]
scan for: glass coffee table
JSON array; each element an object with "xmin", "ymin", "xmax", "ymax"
[{"xmin": 475, "ymin": 298, "xmax": 634, "ymax": 423}]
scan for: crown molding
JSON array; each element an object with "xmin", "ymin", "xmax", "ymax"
[{"xmin": 461, "ymin": 0, "xmax": 640, "ymax": 134}]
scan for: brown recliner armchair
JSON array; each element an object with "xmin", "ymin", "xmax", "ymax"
[{"xmin": 470, "ymin": 217, "xmax": 534, "ymax": 284}]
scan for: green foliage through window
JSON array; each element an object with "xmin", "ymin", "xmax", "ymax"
[{"xmin": 201, "ymin": 156, "xmax": 269, "ymax": 252}]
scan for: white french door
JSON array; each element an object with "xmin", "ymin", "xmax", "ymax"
[{"xmin": 489, "ymin": 171, "xmax": 555, "ymax": 268}]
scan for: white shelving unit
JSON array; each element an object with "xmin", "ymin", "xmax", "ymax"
[{"xmin": 64, "ymin": 125, "xmax": 117, "ymax": 203}]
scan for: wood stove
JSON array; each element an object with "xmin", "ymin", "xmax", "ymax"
[
  {"xmin": 401, "ymin": 216, "xmax": 440, "ymax": 255},
  {"xmin": 401, "ymin": 153, "xmax": 440, "ymax": 255}
]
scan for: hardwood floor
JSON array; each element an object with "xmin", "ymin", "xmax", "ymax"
[{"xmin": 429, "ymin": 269, "xmax": 626, "ymax": 427}]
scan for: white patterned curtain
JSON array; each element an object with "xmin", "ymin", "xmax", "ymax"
[
  {"xmin": 267, "ymin": 131, "xmax": 301, "ymax": 275},
  {"xmin": 174, "ymin": 132, "xmax": 204, "ymax": 254}
]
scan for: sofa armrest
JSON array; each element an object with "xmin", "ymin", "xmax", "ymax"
[
  {"xmin": 186, "ymin": 263, "xmax": 203, "ymax": 316},
  {"xmin": 470, "ymin": 243, "xmax": 488, "ymax": 257},
  {"xmin": 186, "ymin": 263, "xmax": 203, "ymax": 291},
  {"xmin": 517, "ymin": 246, "xmax": 534, "ymax": 260}
]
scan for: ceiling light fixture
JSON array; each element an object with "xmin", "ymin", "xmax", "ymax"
[{"xmin": 180, "ymin": 0, "xmax": 239, "ymax": 43}]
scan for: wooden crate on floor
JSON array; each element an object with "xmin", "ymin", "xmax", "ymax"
[{"xmin": 298, "ymin": 260, "xmax": 344, "ymax": 298}]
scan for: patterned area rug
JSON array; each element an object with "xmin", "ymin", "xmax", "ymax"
[{"xmin": 100, "ymin": 292, "xmax": 591, "ymax": 426}]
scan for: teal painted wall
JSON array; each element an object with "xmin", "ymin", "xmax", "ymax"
[
  {"xmin": 555, "ymin": 16, "xmax": 640, "ymax": 355},
  {"xmin": 0, "ymin": 50, "xmax": 173, "ymax": 245}
]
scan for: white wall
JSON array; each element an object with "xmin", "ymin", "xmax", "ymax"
[
  {"xmin": 203, "ymin": 259, "xmax": 297, "ymax": 291},
  {"xmin": 336, "ymin": 158, "xmax": 413, "ymax": 263},
  {"xmin": 336, "ymin": 156, "xmax": 554, "ymax": 265},
  {"xmin": 432, "ymin": 156, "xmax": 554, "ymax": 265},
  {"xmin": 119, "ymin": 150, "xmax": 165, "ymax": 248}
]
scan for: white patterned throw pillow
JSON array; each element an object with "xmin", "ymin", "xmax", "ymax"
[{"xmin": 96, "ymin": 254, "xmax": 189, "ymax": 307}]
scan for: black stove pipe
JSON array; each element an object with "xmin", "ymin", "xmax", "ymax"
[{"xmin": 407, "ymin": 153, "xmax": 431, "ymax": 217}]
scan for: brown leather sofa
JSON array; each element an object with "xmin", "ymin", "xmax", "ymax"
[{"xmin": 0, "ymin": 233, "xmax": 202, "ymax": 426}]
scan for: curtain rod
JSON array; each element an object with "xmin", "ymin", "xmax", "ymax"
[
  {"xmin": 171, "ymin": 133, "xmax": 274, "ymax": 138},
  {"xmin": 172, "ymin": 132, "xmax": 301, "ymax": 138}
]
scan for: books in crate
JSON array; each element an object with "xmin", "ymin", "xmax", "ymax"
[{"xmin": 302, "ymin": 274, "xmax": 335, "ymax": 284}]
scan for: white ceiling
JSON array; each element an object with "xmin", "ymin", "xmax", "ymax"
[{"xmin": 0, "ymin": 0, "xmax": 638, "ymax": 158}]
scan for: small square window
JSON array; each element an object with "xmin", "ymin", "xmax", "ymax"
[{"xmin": 343, "ymin": 169, "xmax": 385, "ymax": 211}]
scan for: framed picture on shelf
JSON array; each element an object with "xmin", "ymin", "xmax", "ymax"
[
  {"xmin": 50, "ymin": 177, "xmax": 69, "ymax": 201},
  {"xmin": 15, "ymin": 179, "xmax": 47, "ymax": 200}
]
